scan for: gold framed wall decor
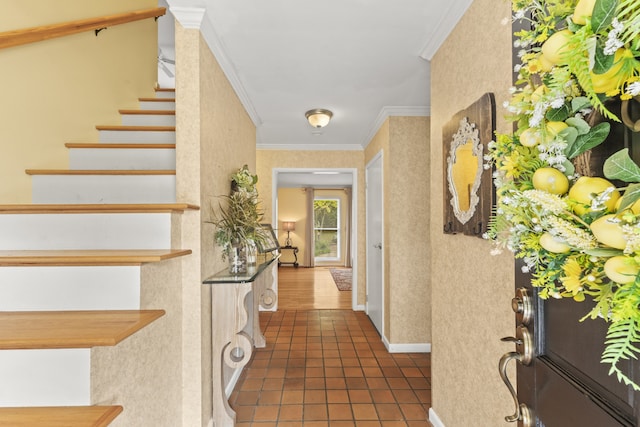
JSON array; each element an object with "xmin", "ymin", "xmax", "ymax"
[{"xmin": 442, "ymin": 93, "xmax": 495, "ymax": 237}]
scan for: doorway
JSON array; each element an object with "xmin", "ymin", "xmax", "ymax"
[{"xmin": 272, "ymin": 168, "xmax": 359, "ymax": 311}]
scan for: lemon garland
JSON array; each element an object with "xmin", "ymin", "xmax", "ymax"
[{"xmin": 487, "ymin": 0, "xmax": 640, "ymax": 389}]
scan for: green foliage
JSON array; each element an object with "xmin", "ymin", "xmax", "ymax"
[{"xmin": 604, "ymin": 148, "xmax": 640, "ymax": 182}]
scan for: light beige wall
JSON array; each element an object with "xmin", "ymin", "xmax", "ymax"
[
  {"xmin": 277, "ymin": 188, "xmax": 306, "ymax": 263},
  {"xmin": 430, "ymin": 0, "xmax": 516, "ymax": 425},
  {"xmin": 0, "ymin": 0, "xmax": 159, "ymax": 203},
  {"xmin": 257, "ymin": 150, "xmax": 365, "ymax": 305},
  {"xmin": 364, "ymin": 117, "xmax": 431, "ymax": 344}
]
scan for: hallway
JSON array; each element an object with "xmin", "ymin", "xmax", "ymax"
[{"xmin": 230, "ymin": 267, "xmax": 432, "ymax": 426}]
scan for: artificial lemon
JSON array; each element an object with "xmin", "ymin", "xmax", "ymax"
[
  {"xmin": 520, "ymin": 128, "xmax": 542, "ymax": 147},
  {"xmin": 572, "ymin": 0, "xmax": 597, "ymax": 25},
  {"xmin": 532, "ymin": 167, "xmax": 570, "ymax": 195},
  {"xmin": 604, "ymin": 256, "xmax": 639, "ymax": 284},
  {"xmin": 538, "ymin": 54, "xmax": 554, "ymax": 72},
  {"xmin": 590, "ymin": 48, "xmax": 633, "ymax": 94},
  {"xmin": 568, "ymin": 176, "xmax": 620, "ymax": 215},
  {"xmin": 540, "ymin": 232, "xmax": 571, "ymax": 253},
  {"xmin": 546, "ymin": 121, "xmax": 568, "ymax": 136},
  {"xmin": 614, "ymin": 197, "xmax": 640, "ymax": 214},
  {"xmin": 590, "ymin": 214, "xmax": 627, "ymax": 249},
  {"xmin": 541, "ymin": 30, "xmax": 573, "ymax": 65},
  {"xmin": 530, "ymin": 85, "xmax": 547, "ymax": 103}
]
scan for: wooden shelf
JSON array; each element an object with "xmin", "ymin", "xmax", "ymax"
[
  {"xmin": 118, "ymin": 109, "xmax": 175, "ymax": 115},
  {"xmin": 0, "ymin": 249, "xmax": 192, "ymax": 266},
  {"xmin": 0, "ymin": 203, "xmax": 197, "ymax": 214},
  {"xmin": 25, "ymin": 169, "xmax": 175, "ymax": 175},
  {"xmin": 0, "ymin": 405, "xmax": 123, "ymax": 427},
  {"xmin": 65, "ymin": 143, "xmax": 176, "ymax": 149},
  {"xmin": 95, "ymin": 125, "xmax": 175, "ymax": 132},
  {"xmin": 138, "ymin": 97, "xmax": 175, "ymax": 102},
  {"xmin": 0, "ymin": 310, "xmax": 165, "ymax": 349}
]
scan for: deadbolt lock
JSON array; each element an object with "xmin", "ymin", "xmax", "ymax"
[{"xmin": 511, "ymin": 288, "xmax": 533, "ymax": 325}]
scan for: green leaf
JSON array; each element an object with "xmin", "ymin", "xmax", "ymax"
[
  {"xmin": 566, "ymin": 117, "xmax": 591, "ymax": 135},
  {"xmin": 546, "ymin": 104, "xmax": 570, "ymax": 122},
  {"xmin": 561, "ymin": 127, "xmax": 579, "ymax": 157},
  {"xmin": 593, "ymin": 42, "xmax": 615, "ymax": 74},
  {"xmin": 571, "ymin": 97, "xmax": 592, "ymax": 114},
  {"xmin": 592, "ymin": 0, "xmax": 619, "ymax": 34},
  {"xmin": 584, "ymin": 247, "xmax": 624, "ymax": 257},
  {"xmin": 566, "ymin": 122, "xmax": 611, "ymax": 158},
  {"xmin": 604, "ymin": 148, "xmax": 640, "ymax": 182},
  {"xmin": 618, "ymin": 183, "xmax": 640, "ymax": 210},
  {"xmin": 562, "ymin": 159, "xmax": 576, "ymax": 177}
]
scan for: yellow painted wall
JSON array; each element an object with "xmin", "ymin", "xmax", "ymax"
[
  {"xmin": 364, "ymin": 117, "xmax": 431, "ymax": 344},
  {"xmin": 429, "ymin": 0, "xmax": 516, "ymax": 425},
  {"xmin": 0, "ymin": 0, "xmax": 159, "ymax": 203},
  {"xmin": 257, "ymin": 150, "xmax": 365, "ymax": 305}
]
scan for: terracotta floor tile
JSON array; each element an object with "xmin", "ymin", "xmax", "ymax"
[
  {"xmin": 277, "ymin": 422, "xmax": 303, "ymax": 427},
  {"xmin": 235, "ymin": 405, "xmax": 254, "ymax": 422},
  {"xmin": 265, "ymin": 367, "xmax": 286, "ymax": 378},
  {"xmin": 234, "ymin": 390, "xmax": 259, "ymax": 406},
  {"xmin": 328, "ymin": 403, "xmax": 354, "ymax": 420},
  {"xmin": 407, "ymin": 378, "xmax": 431, "ymax": 390},
  {"xmin": 363, "ymin": 367, "xmax": 384, "ymax": 377},
  {"xmin": 382, "ymin": 367, "xmax": 403, "ymax": 377},
  {"xmin": 352, "ymin": 403, "xmax": 379, "ymax": 420},
  {"xmin": 325, "ymin": 358, "xmax": 343, "ymax": 367},
  {"xmin": 386, "ymin": 378, "xmax": 410, "ymax": 389},
  {"xmin": 286, "ymin": 367, "xmax": 305, "ymax": 378},
  {"xmin": 282, "ymin": 390, "xmax": 304, "ymax": 404},
  {"xmin": 304, "ymin": 390, "xmax": 327, "ymax": 404},
  {"xmin": 279, "ymin": 404, "xmax": 303, "ymax": 420},
  {"xmin": 359, "ymin": 358, "xmax": 379, "ymax": 367},
  {"xmin": 366, "ymin": 378, "xmax": 389, "ymax": 389},
  {"xmin": 345, "ymin": 377, "xmax": 369, "ymax": 389},
  {"xmin": 306, "ymin": 367, "xmax": 325, "ymax": 377},
  {"xmin": 392, "ymin": 389, "xmax": 419, "ymax": 404},
  {"xmin": 406, "ymin": 421, "xmax": 432, "ymax": 427},
  {"xmin": 304, "ymin": 404, "xmax": 329, "ymax": 421},
  {"xmin": 376, "ymin": 403, "xmax": 404, "ymax": 420},
  {"xmin": 253, "ymin": 405, "xmax": 279, "ymax": 422},
  {"xmin": 413, "ymin": 389, "xmax": 431, "ymax": 404},
  {"xmin": 240, "ymin": 378, "xmax": 264, "ymax": 391},
  {"xmin": 327, "ymin": 389, "xmax": 349, "ymax": 403},
  {"xmin": 302, "ymin": 421, "xmax": 329, "ymax": 427},
  {"xmin": 283, "ymin": 377, "xmax": 305, "ymax": 390},
  {"xmin": 332, "ymin": 421, "xmax": 357, "ymax": 427},
  {"xmin": 258, "ymin": 390, "xmax": 282, "ymax": 405},
  {"xmin": 325, "ymin": 367, "xmax": 344, "ymax": 377},
  {"xmin": 307, "ymin": 358, "xmax": 325, "ymax": 367},
  {"xmin": 342, "ymin": 357, "xmax": 361, "ymax": 367},
  {"xmin": 262, "ymin": 378, "xmax": 284, "ymax": 390},
  {"xmin": 370, "ymin": 389, "xmax": 396, "ymax": 404},
  {"xmin": 305, "ymin": 377, "xmax": 326, "ymax": 389},
  {"xmin": 348, "ymin": 389, "xmax": 372, "ymax": 403},
  {"xmin": 344, "ymin": 367, "xmax": 364, "ymax": 377},
  {"xmin": 325, "ymin": 377, "xmax": 347, "ymax": 389},
  {"xmin": 381, "ymin": 422, "xmax": 409, "ymax": 427},
  {"xmin": 400, "ymin": 367, "xmax": 423, "ymax": 378},
  {"xmin": 399, "ymin": 403, "xmax": 427, "ymax": 420},
  {"xmin": 355, "ymin": 421, "xmax": 382, "ymax": 427}
]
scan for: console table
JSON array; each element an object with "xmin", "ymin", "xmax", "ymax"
[
  {"xmin": 202, "ymin": 253, "xmax": 278, "ymax": 427},
  {"xmin": 278, "ymin": 245, "xmax": 299, "ymax": 267}
]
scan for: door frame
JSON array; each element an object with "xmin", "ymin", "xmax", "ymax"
[
  {"xmin": 365, "ymin": 151, "xmax": 384, "ymax": 335},
  {"xmin": 272, "ymin": 167, "xmax": 359, "ymax": 311}
]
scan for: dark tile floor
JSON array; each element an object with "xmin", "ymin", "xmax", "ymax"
[{"xmin": 230, "ymin": 309, "xmax": 432, "ymax": 426}]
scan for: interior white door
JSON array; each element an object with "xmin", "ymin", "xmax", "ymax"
[{"xmin": 366, "ymin": 152, "xmax": 383, "ymax": 335}]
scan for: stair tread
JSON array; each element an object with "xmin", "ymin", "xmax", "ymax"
[
  {"xmin": 139, "ymin": 97, "xmax": 175, "ymax": 102},
  {"xmin": 0, "ymin": 405, "xmax": 123, "ymax": 427},
  {"xmin": 95, "ymin": 125, "xmax": 175, "ymax": 131},
  {"xmin": 65, "ymin": 143, "xmax": 176, "ymax": 149},
  {"xmin": 155, "ymin": 87, "xmax": 175, "ymax": 92},
  {"xmin": 118, "ymin": 109, "xmax": 175, "ymax": 115},
  {"xmin": 0, "ymin": 203, "xmax": 198, "ymax": 214},
  {"xmin": 0, "ymin": 249, "xmax": 192, "ymax": 266},
  {"xmin": 0, "ymin": 310, "xmax": 165, "ymax": 349},
  {"xmin": 25, "ymin": 169, "xmax": 175, "ymax": 175}
]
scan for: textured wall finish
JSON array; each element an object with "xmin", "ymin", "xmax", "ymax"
[
  {"xmin": 1, "ymin": 0, "xmax": 158, "ymax": 203},
  {"xmin": 430, "ymin": 0, "xmax": 516, "ymax": 425}
]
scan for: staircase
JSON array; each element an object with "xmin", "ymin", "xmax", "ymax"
[{"xmin": 0, "ymin": 88, "xmax": 195, "ymax": 426}]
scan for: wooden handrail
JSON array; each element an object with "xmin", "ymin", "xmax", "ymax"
[{"xmin": 0, "ymin": 7, "xmax": 166, "ymax": 50}]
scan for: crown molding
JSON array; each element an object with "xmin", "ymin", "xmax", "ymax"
[
  {"xmin": 257, "ymin": 144, "xmax": 364, "ymax": 152},
  {"xmin": 361, "ymin": 105, "xmax": 431, "ymax": 149},
  {"xmin": 169, "ymin": 6, "xmax": 206, "ymax": 29},
  {"xmin": 199, "ymin": 16, "xmax": 262, "ymax": 126},
  {"xmin": 418, "ymin": 0, "xmax": 473, "ymax": 60}
]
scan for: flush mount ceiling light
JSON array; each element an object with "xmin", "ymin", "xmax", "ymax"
[{"xmin": 305, "ymin": 109, "xmax": 333, "ymax": 128}]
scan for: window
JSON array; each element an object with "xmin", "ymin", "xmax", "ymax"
[{"xmin": 313, "ymin": 198, "xmax": 340, "ymax": 259}]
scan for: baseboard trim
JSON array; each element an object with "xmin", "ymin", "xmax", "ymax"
[
  {"xmin": 354, "ymin": 304, "xmax": 365, "ymax": 311},
  {"xmin": 382, "ymin": 336, "xmax": 431, "ymax": 353},
  {"xmin": 429, "ymin": 408, "xmax": 445, "ymax": 427}
]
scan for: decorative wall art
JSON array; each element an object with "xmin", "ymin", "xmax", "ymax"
[{"xmin": 442, "ymin": 93, "xmax": 496, "ymax": 237}]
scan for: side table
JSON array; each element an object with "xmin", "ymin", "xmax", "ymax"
[{"xmin": 279, "ymin": 245, "xmax": 299, "ymax": 267}]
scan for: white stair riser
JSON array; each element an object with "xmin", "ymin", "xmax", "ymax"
[
  {"xmin": 121, "ymin": 114, "xmax": 176, "ymax": 126},
  {"xmin": 0, "ymin": 213, "xmax": 171, "ymax": 250},
  {"xmin": 139, "ymin": 100, "xmax": 175, "ymax": 110},
  {"xmin": 0, "ymin": 349, "xmax": 89, "ymax": 407},
  {"xmin": 69, "ymin": 148, "xmax": 175, "ymax": 170},
  {"xmin": 99, "ymin": 130, "xmax": 175, "ymax": 143},
  {"xmin": 154, "ymin": 91, "xmax": 175, "ymax": 99},
  {"xmin": 0, "ymin": 266, "xmax": 140, "ymax": 311},
  {"xmin": 31, "ymin": 175, "xmax": 176, "ymax": 204}
]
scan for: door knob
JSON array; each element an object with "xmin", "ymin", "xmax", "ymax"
[
  {"xmin": 373, "ymin": 243, "xmax": 382, "ymax": 249},
  {"xmin": 500, "ymin": 325, "xmax": 534, "ymax": 426},
  {"xmin": 511, "ymin": 288, "xmax": 533, "ymax": 325}
]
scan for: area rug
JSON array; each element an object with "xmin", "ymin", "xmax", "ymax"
[{"xmin": 329, "ymin": 268, "xmax": 352, "ymax": 291}]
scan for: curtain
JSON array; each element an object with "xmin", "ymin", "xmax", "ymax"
[
  {"xmin": 303, "ymin": 187, "xmax": 315, "ymax": 267},
  {"xmin": 344, "ymin": 187, "xmax": 352, "ymax": 267}
]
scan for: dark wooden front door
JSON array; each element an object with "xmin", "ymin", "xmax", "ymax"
[{"xmin": 508, "ymin": 261, "xmax": 640, "ymax": 426}]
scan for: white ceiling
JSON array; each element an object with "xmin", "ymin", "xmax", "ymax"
[{"xmin": 161, "ymin": 0, "xmax": 472, "ymax": 151}]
